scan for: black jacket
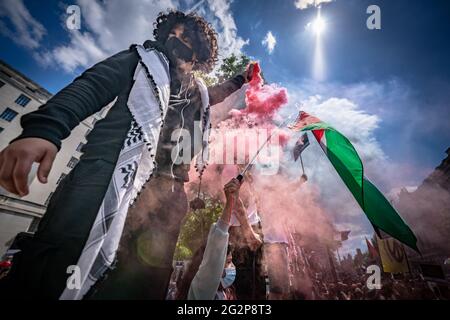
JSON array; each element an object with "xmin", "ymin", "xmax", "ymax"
[{"xmin": 14, "ymin": 46, "xmax": 245, "ymax": 164}]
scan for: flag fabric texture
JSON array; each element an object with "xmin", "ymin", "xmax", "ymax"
[
  {"xmin": 378, "ymin": 237, "xmax": 410, "ymax": 273},
  {"xmin": 293, "ymin": 133, "xmax": 310, "ymax": 161},
  {"xmin": 288, "ymin": 111, "xmax": 418, "ymax": 251}
]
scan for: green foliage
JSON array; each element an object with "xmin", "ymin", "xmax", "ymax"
[
  {"xmin": 193, "ymin": 70, "xmax": 218, "ymax": 87},
  {"xmin": 217, "ymin": 53, "xmax": 251, "ymax": 82},
  {"xmin": 194, "ymin": 53, "xmax": 252, "ymax": 87},
  {"xmin": 174, "ymin": 243, "xmax": 192, "ymax": 261},
  {"xmin": 174, "ymin": 196, "xmax": 224, "ymax": 260}
]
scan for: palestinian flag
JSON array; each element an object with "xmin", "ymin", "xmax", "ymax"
[
  {"xmin": 293, "ymin": 133, "xmax": 310, "ymax": 161},
  {"xmin": 289, "ymin": 111, "xmax": 418, "ymax": 251}
]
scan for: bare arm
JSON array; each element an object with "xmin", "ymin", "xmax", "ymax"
[
  {"xmin": 220, "ymin": 178, "xmax": 242, "ymax": 225},
  {"xmin": 234, "ymin": 198, "xmax": 263, "ymax": 251}
]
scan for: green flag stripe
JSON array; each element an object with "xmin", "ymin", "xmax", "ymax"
[
  {"xmin": 325, "ymin": 129, "xmax": 364, "ymax": 190},
  {"xmin": 300, "ymin": 122, "xmax": 418, "ymax": 251},
  {"xmin": 363, "ymin": 179, "xmax": 418, "ymax": 250}
]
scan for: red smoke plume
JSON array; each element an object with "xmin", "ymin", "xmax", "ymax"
[{"xmin": 231, "ymin": 62, "xmax": 289, "ymax": 121}]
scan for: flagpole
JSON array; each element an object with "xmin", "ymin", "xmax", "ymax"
[
  {"xmin": 300, "ymin": 154, "xmax": 305, "ymax": 175},
  {"xmin": 326, "ymin": 245, "xmax": 338, "ymax": 283},
  {"xmin": 237, "ymin": 114, "xmax": 296, "ymax": 181}
]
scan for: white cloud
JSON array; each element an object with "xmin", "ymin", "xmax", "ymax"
[
  {"xmin": 1, "ymin": 0, "xmax": 249, "ymax": 73},
  {"xmin": 262, "ymin": 31, "xmax": 276, "ymax": 54},
  {"xmin": 0, "ymin": 0, "xmax": 46, "ymax": 49},
  {"xmin": 186, "ymin": 0, "xmax": 207, "ymax": 14},
  {"xmin": 278, "ymin": 80, "xmax": 410, "ymax": 256},
  {"xmin": 200, "ymin": 0, "xmax": 249, "ymax": 62},
  {"xmin": 40, "ymin": 0, "xmax": 179, "ymax": 72},
  {"xmin": 16, "ymin": 0, "xmax": 248, "ymax": 73},
  {"xmin": 294, "ymin": 0, "xmax": 333, "ymax": 10},
  {"xmin": 42, "ymin": 31, "xmax": 108, "ymax": 73},
  {"xmin": 211, "ymin": 79, "xmax": 390, "ymax": 256},
  {"xmin": 281, "ymin": 79, "xmax": 437, "ymax": 256}
]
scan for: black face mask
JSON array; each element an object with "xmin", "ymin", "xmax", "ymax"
[{"xmin": 165, "ymin": 36, "xmax": 194, "ymax": 63}]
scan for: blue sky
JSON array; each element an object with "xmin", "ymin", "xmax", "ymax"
[
  {"xmin": 1, "ymin": 0, "xmax": 448, "ymax": 173},
  {"xmin": 233, "ymin": 0, "xmax": 450, "ymax": 175},
  {"xmin": 1, "ymin": 0, "xmax": 449, "ymax": 254}
]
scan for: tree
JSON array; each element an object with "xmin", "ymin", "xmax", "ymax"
[
  {"xmin": 174, "ymin": 196, "xmax": 224, "ymax": 260},
  {"xmin": 194, "ymin": 53, "xmax": 253, "ymax": 86},
  {"xmin": 216, "ymin": 53, "xmax": 251, "ymax": 82},
  {"xmin": 193, "ymin": 70, "xmax": 218, "ymax": 87}
]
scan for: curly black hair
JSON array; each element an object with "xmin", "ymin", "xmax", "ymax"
[{"xmin": 153, "ymin": 10, "xmax": 219, "ymax": 73}]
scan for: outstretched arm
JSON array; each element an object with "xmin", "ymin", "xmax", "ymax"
[
  {"xmin": 188, "ymin": 178, "xmax": 242, "ymax": 300},
  {"xmin": 0, "ymin": 49, "xmax": 139, "ymax": 196},
  {"xmin": 14, "ymin": 49, "xmax": 139, "ymax": 149},
  {"xmin": 208, "ymin": 74, "xmax": 245, "ymax": 107},
  {"xmin": 208, "ymin": 62, "xmax": 256, "ymax": 107},
  {"xmin": 234, "ymin": 198, "xmax": 263, "ymax": 252}
]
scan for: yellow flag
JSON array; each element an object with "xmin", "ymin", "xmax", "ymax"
[{"xmin": 378, "ymin": 237, "xmax": 410, "ymax": 273}]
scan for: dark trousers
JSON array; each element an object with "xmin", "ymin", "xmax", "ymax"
[
  {"xmin": 0, "ymin": 159, "xmax": 188, "ymax": 300},
  {"xmin": 0, "ymin": 158, "xmax": 115, "ymax": 299},
  {"xmin": 88, "ymin": 175, "xmax": 188, "ymax": 300}
]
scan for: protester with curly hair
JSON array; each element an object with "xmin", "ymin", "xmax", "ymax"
[{"xmin": 0, "ymin": 10, "xmax": 255, "ymax": 300}]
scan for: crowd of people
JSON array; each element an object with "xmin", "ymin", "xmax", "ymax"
[
  {"xmin": 310, "ymin": 274, "xmax": 449, "ymax": 300},
  {"xmin": 2, "ymin": 171, "xmax": 449, "ymax": 301},
  {"xmin": 165, "ymin": 257, "xmax": 450, "ymax": 300},
  {"xmin": 161, "ymin": 173, "xmax": 450, "ymax": 301}
]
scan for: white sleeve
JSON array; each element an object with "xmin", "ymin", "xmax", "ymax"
[{"xmin": 188, "ymin": 220, "xmax": 229, "ymax": 300}]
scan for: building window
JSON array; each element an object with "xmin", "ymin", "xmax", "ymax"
[
  {"xmin": 56, "ymin": 173, "xmax": 67, "ymax": 185},
  {"xmin": 0, "ymin": 108, "xmax": 18, "ymax": 122},
  {"xmin": 15, "ymin": 94, "xmax": 31, "ymax": 107},
  {"xmin": 0, "ymin": 80, "xmax": 4, "ymax": 88},
  {"xmin": 76, "ymin": 142, "xmax": 85, "ymax": 152},
  {"xmin": 0, "ymin": 127, "xmax": 3, "ymax": 134},
  {"xmin": 67, "ymin": 156, "xmax": 79, "ymax": 169},
  {"xmin": 45, "ymin": 192, "xmax": 54, "ymax": 206}
]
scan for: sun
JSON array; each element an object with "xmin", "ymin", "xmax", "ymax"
[{"xmin": 312, "ymin": 15, "xmax": 326, "ymax": 35}]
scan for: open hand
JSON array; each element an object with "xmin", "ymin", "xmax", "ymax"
[{"xmin": 0, "ymin": 138, "xmax": 57, "ymax": 196}]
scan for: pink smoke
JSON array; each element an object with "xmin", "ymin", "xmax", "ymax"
[
  {"xmin": 184, "ymin": 63, "xmax": 344, "ymax": 299},
  {"xmin": 231, "ymin": 62, "xmax": 289, "ymax": 121},
  {"xmin": 204, "ymin": 62, "xmax": 291, "ymax": 169}
]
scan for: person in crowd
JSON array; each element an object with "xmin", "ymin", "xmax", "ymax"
[
  {"xmin": 0, "ymin": 10, "xmax": 255, "ymax": 300},
  {"xmin": 176, "ymin": 178, "xmax": 244, "ymax": 300},
  {"xmin": 228, "ymin": 169, "xmax": 265, "ymax": 300}
]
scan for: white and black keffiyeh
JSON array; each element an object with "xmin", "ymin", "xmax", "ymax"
[{"xmin": 60, "ymin": 45, "xmax": 210, "ymax": 300}]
